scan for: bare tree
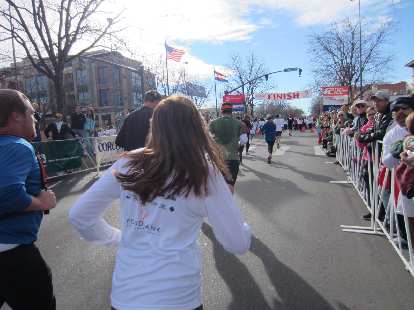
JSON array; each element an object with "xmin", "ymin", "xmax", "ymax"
[
  {"xmin": 228, "ymin": 53, "xmax": 269, "ymax": 114},
  {"xmin": 309, "ymin": 17, "xmax": 393, "ymax": 101},
  {"xmin": 310, "ymin": 96, "xmax": 323, "ymax": 116},
  {"xmin": 0, "ymin": 0, "xmax": 121, "ymax": 111},
  {"xmin": 147, "ymin": 56, "xmax": 185, "ymax": 96},
  {"xmin": 256, "ymin": 100, "xmax": 304, "ymax": 117}
]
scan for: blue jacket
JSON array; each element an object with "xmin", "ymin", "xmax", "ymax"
[
  {"xmin": 261, "ymin": 121, "xmax": 277, "ymax": 143},
  {"xmin": 0, "ymin": 136, "xmax": 43, "ymax": 244}
]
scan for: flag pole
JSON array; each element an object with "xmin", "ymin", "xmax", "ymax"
[
  {"xmin": 213, "ymin": 68, "xmax": 219, "ymax": 117},
  {"xmin": 165, "ymin": 41, "xmax": 170, "ymax": 96}
]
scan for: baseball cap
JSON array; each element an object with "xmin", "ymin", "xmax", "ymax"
[
  {"xmin": 390, "ymin": 97, "xmax": 414, "ymax": 112},
  {"xmin": 221, "ymin": 103, "xmax": 232, "ymax": 113},
  {"xmin": 354, "ymin": 99, "xmax": 368, "ymax": 107},
  {"xmin": 370, "ymin": 90, "xmax": 390, "ymax": 101}
]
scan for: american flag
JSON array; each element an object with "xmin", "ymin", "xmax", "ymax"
[
  {"xmin": 214, "ymin": 70, "xmax": 228, "ymax": 82},
  {"xmin": 165, "ymin": 43, "xmax": 185, "ymax": 62}
]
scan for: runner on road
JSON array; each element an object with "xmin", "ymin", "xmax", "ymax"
[
  {"xmin": 274, "ymin": 114, "xmax": 284, "ymax": 149},
  {"xmin": 70, "ymin": 96, "xmax": 251, "ymax": 310},
  {"xmin": 287, "ymin": 115, "xmax": 294, "ymax": 136},
  {"xmin": 0, "ymin": 90, "xmax": 57, "ymax": 310},
  {"xmin": 261, "ymin": 114, "xmax": 277, "ymax": 164},
  {"xmin": 209, "ymin": 103, "xmax": 242, "ymax": 191}
]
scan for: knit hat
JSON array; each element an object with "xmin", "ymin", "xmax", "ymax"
[{"xmin": 221, "ymin": 103, "xmax": 232, "ymax": 113}]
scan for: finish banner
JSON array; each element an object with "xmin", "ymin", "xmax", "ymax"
[
  {"xmin": 255, "ymin": 90, "xmax": 311, "ymax": 101},
  {"xmin": 32, "ymin": 139, "xmax": 83, "ymax": 174},
  {"xmin": 95, "ymin": 135, "xmax": 124, "ymax": 168}
]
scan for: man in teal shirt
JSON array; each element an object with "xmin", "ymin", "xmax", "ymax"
[{"xmin": 209, "ymin": 103, "xmax": 241, "ymax": 191}]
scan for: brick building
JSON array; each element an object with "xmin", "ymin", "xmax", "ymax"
[{"xmin": 0, "ymin": 50, "xmax": 156, "ymax": 128}]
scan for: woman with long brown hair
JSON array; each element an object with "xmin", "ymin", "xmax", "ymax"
[{"xmin": 69, "ymin": 96, "xmax": 251, "ymax": 310}]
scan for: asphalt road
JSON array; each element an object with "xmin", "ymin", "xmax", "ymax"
[{"xmin": 3, "ymin": 132, "xmax": 414, "ymax": 310}]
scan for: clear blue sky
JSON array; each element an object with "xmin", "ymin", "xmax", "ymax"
[{"xmin": 177, "ymin": 0, "xmax": 414, "ymax": 113}]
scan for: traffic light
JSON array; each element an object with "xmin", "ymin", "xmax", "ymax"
[
  {"xmin": 265, "ymin": 74, "xmax": 269, "ymax": 81},
  {"xmin": 298, "ymin": 68, "xmax": 302, "ymax": 77}
]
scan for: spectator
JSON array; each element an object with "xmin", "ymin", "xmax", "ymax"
[
  {"xmin": 345, "ymin": 100, "xmax": 368, "ymax": 136},
  {"xmin": 115, "ymin": 90, "xmax": 162, "ymax": 151},
  {"xmin": 356, "ymin": 90, "xmax": 393, "ymax": 145},
  {"xmin": 84, "ymin": 109, "xmax": 96, "ymax": 137},
  {"xmin": 382, "ymin": 98, "xmax": 414, "ymax": 247},
  {"xmin": 70, "ymin": 105, "xmax": 86, "ymax": 137},
  {"xmin": 396, "ymin": 111, "xmax": 414, "ymax": 250},
  {"xmin": 44, "ymin": 113, "xmax": 76, "ymax": 140},
  {"xmin": 356, "ymin": 90, "xmax": 393, "ymax": 220},
  {"xmin": 32, "ymin": 102, "xmax": 42, "ymax": 142}
]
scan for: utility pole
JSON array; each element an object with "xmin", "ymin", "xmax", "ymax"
[
  {"xmin": 8, "ymin": 4, "xmax": 18, "ymax": 89},
  {"xmin": 358, "ymin": 0, "xmax": 363, "ymax": 99}
]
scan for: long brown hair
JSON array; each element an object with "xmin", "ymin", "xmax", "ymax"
[{"xmin": 116, "ymin": 95, "xmax": 229, "ymax": 204}]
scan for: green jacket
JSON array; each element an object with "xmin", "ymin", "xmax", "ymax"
[{"xmin": 209, "ymin": 116, "xmax": 241, "ymax": 160}]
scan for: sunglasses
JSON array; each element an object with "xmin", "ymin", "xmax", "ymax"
[
  {"xmin": 367, "ymin": 113, "xmax": 376, "ymax": 116},
  {"xmin": 356, "ymin": 105, "xmax": 366, "ymax": 108},
  {"xmin": 393, "ymin": 106, "xmax": 411, "ymax": 112}
]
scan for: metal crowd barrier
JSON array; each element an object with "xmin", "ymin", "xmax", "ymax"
[
  {"xmin": 32, "ymin": 135, "xmax": 122, "ymax": 181},
  {"xmin": 336, "ymin": 133, "xmax": 414, "ymax": 276}
]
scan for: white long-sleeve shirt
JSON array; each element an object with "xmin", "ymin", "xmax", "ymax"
[
  {"xmin": 69, "ymin": 158, "xmax": 251, "ymax": 310},
  {"xmin": 382, "ymin": 124, "xmax": 408, "ymax": 169}
]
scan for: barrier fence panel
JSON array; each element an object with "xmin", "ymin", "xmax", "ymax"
[
  {"xmin": 32, "ymin": 135, "xmax": 123, "ymax": 180},
  {"xmin": 336, "ymin": 131, "xmax": 414, "ymax": 277}
]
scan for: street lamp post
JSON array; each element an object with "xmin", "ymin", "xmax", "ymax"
[
  {"xmin": 224, "ymin": 67, "xmax": 302, "ymax": 95},
  {"xmin": 224, "ymin": 67, "xmax": 302, "ymax": 116},
  {"xmin": 351, "ymin": 0, "xmax": 363, "ymax": 99}
]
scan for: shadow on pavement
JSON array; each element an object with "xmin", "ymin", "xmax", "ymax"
[
  {"xmin": 51, "ymin": 172, "xmax": 98, "ymax": 202},
  {"xmin": 272, "ymin": 161, "xmax": 334, "ymax": 184},
  {"xmin": 236, "ymin": 165, "xmax": 309, "ymax": 212},
  {"xmin": 202, "ymin": 223, "xmax": 272, "ymax": 310},
  {"xmin": 202, "ymin": 224, "xmax": 335, "ymax": 310},
  {"xmin": 250, "ymin": 235, "xmax": 335, "ymax": 310}
]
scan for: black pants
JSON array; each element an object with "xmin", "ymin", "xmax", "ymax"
[
  {"xmin": 0, "ymin": 244, "xmax": 56, "ymax": 310},
  {"xmin": 225, "ymin": 160, "xmax": 240, "ymax": 186},
  {"xmin": 267, "ymin": 140, "xmax": 275, "ymax": 154}
]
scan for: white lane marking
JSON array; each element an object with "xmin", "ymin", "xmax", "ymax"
[
  {"xmin": 274, "ymin": 146, "xmax": 290, "ymax": 156},
  {"xmin": 48, "ymin": 180, "xmax": 62, "ymax": 189},
  {"xmin": 313, "ymin": 145, "xmax": 326, "ymax": 156},
  {"xmin": 329, "ymin": 180, "xmax": 352, "ymax": 184}
]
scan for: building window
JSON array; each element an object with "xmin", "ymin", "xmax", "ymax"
[
  {"xmin": 79, "ymin": 91, "xmax": 89, "ymax": 106},
  {"xmin": 112, "ymin": 89, "xmax": 122, "ymax": 106},
  {"xmin": 98, "ymin": 66, "xmax": 108, "ymax": 85},
  {"xmin": 112, "ymin": 66, "xmax": 120, "ymax": 88},
  {"xmin": 76, "ymin": 69, "xmax": 88, "ymax": 86},
  {"xmin": 131, "ymin": 71, "xmax": 142, "ymax": 107},
  {"xmin": 99, "ymin": 89, "xmax": 109, "ymax": 106}
]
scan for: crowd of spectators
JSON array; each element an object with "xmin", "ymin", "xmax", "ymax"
[
  {"xmin": 315, "ymin": 91, "xmax": 414, "ymax": 250},
  {"xmin": 32, "ymin": 105, "xmax": 117, "ymax": 142}
]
